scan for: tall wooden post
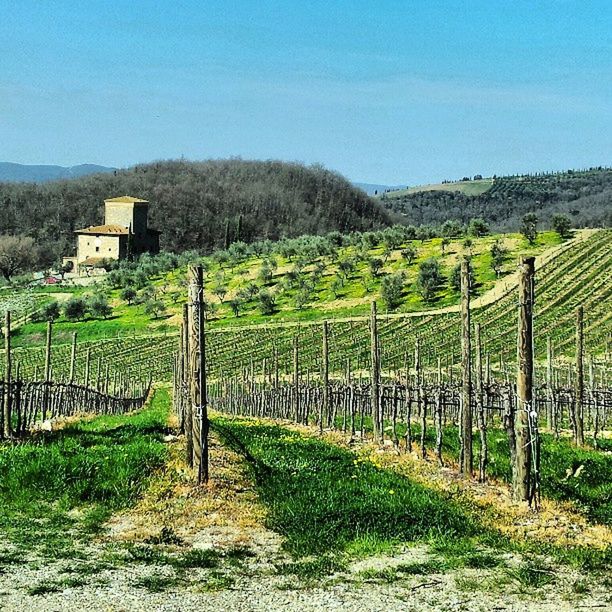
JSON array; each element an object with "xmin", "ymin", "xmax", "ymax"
[
  {"xmin": 460, "ymin": 258, "xmax": 473, "ymax": 476},
  {"xmin": 189, "ymin": 265, "xmax": 208, "ymax": 484},
  {"xmin": 3, "ymin": 311, "xmax": 11, "ymax": 438},
  {"xmin": 475, "ymin": 323, "xmax": 487, "ymax": 482},
  {"xmin": 514, "ymin": 256, "xmax": 535, "ymax": 502},
  {"xmin": 321, "ymin": 320, "xmax": 329, "ymax": 433},
  {"xmin": 574, "ymin": 306, "xmax": 584, "ymax": 446},
  {"xmin": 370, "ymin": 301, "xmax": 381, "ymax": 442},
  {"xmin": 43, "ymin": 320, "xmax": 52, "ymax": 421},
  {"xmin": 69, "ymin": 332, "xmax": 77, "ymax": 384},
  {"xmin": 182, "ymin": 304, "xmax": 192, "ymax": 446},
  {"xmin": 293, "ymin": 335, "xmax": 300, "ymax": 423}
]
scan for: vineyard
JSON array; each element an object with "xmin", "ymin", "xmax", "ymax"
[{"xmin": 2, "ymin": 229, "xmax": 610, "ymax": 386}]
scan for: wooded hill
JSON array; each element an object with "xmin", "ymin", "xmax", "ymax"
[
  {"xmin": 0, "ymin": 159, "xmax": 391, "ymax": 268},
  {"xmin": 381, "ymin": 167, "xmax": 612, "ymax": 230}
]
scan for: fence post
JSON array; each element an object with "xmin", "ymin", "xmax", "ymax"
[
  {"xmin": 514, "ymin": 256, "xmax": 535, "ymax": 502},
  {"xmin": 189, "ymin": 264, "xmax": 209, "ymax": 484},
  {"xmin": 69, "ymin": 332, "xmax": 77, "ymax": 384},
  {"xmin": 370, "ymin": 301, "xmax": 381, "ymax": 443},
  {"xmin": 475, "ymin": 323, "xmax": 487, "ymax": 482},
  {"xmin": 460, "ymin": 258, "xmax": 472, "ymax": 476},
  {"xmin": 293, "ymin": 335, "xmax": 300, "ymax": 423},
  {"xmin": 321, "ymin": 320, "xmax": 329, "ymax": 433},
  {"xmin": 546, "ymin": 336, "xmax": 553, "ymax": 431},
  {"xmin": 43, "ymin": 320, "xmax": 52, "ymax": 421},
  {"xmin": 574, "ymin": 306, "xmax": 585, "ymax": 446},
  {"xmin": 3, "ymin": 311, "xmax": 11, "ymax": 438}
]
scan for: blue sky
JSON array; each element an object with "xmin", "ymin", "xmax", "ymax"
[{"xmin": 1, "ymin": 0, "xmax": 610, "ymax": 184}]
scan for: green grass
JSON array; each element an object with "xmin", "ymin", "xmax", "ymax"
[
  {"xmin": 213, "ymin": 416, "xmax": 611, "ymax": 579},
  {"xmin": 9, "ymin": 230, "xmax": 564, "ymax": 350},
  {"xmin": 212, "ymin": 416, "xmax": 481, "ymax": 560},
  {"xmin": 0, "ymin": 388, "xmax": 171, "ymax": 558},
  {"xmin": 423, "ymin": 424, "xmax": 612, "ymax": 526}
]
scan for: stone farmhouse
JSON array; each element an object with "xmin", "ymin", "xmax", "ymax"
[{"xmin": 64, "ymin": 196, "xmax": 160, "ymax": 274}]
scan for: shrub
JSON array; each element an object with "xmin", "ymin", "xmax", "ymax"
[
  {"xmin": 416, "ymin": 258, "xmax": 444, "ymax": 302},
  {"xmin": 64, "ymin": 297, "xmax": 87, "ymax": 321},
  {"xmin": 257, "ymin": 290, "xmax": 276, "ymax": 315},
  {"xmin": 39, "ymin": 300, "xmax": 61, "ymax": 322},
  {"xmin": 120, "ymin": 286, "xmax": 137, "ymax": 305},
  {"xmin": 144, "ymin": 299, "xmax": 166, "ymax": 319},
  {"xmin": 521, "ymin": 213, "xmax": 538, "ymax": 244},
  {"xmin": 381, "ymin": 272, "xmax": 405, "ymax": 310},
  {"xmin": 552, "ymin": 214, "xmax": 572, "ymax": 239},
  {"xmin": 88, "ymin": 293, "xmax": 112, "ymax": 319}
]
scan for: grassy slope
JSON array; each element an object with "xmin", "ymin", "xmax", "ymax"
[
  {"xmin": 0, "ymin": 388, "xmax": 171, "ymax": 558},
  {"xmin": 213, "ymin": 416, "xmax": 611, "ymax": 575},
  {"xmin": 10, "ymin": 230, "xmax": 562, "ymax": 348},
  {"xmin": 382, "ymin": 178, "xmax": 494, "ymax": 198}
]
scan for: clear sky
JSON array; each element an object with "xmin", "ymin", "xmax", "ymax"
[{"xmin": 1, "ymin": 0, "xmax": 611, "ymax": 184}]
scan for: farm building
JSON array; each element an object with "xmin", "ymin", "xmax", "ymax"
[{"xmin": 63, "ymin": 195, "xmax": 160, "ymax": 274}]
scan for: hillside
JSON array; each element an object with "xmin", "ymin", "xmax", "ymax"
[
  {"xmin": 0, "ymin": 162, "xmax": 116, "ymax": 183},
  {"xmin": 7, "ymin": 231, "xmax": 612, "ymax": 377},
  {"xmin": 0, "ymin": 159, "xmax": 391, "ymax": 268},
  {"xmin": 380, "ymin": 168, "xmax": 612, "ymax": 230}
]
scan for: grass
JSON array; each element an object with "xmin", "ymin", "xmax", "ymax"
[
  {"xmin": 0, "ymin": 388, "xmax": 171, "ymax": 558},
  {"xmin": 9, "ymin": 231, "xmax": 564, "ymax": 350},
  {"xmin": 212, "ymin": 416, "xmax": 485, "ymax": 563},
  {"xmin": 380, "ymin": 178, "xmax": 495, "ymax": 198},
  {"xmin": 213, "ymin": 415, "xmax": 611, "ymax": 584},
  {"xmin": 423, "ymin": 424, "xmax": 612, "ymax": 526}
]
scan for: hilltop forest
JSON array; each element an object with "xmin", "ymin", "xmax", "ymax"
[{"xmin": 0, "ymin": 159, "xmax": 391, "ymax": 268}]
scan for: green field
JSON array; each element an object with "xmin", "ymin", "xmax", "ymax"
[{"xmin": 2, "ymin": 229, "xmax": 609, "ymax": 383}]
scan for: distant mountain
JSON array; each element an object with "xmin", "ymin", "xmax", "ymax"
[
  {"xmin": 0, "ymin": 162, "xmax": 116, "ymax": 183},
  {"xmin": 353, "ymin": 182, "xmax": 405, "ymax": 196}
]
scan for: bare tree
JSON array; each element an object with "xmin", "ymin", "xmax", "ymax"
[{"xmin": 0, "ymin": 235, "xmax": 36, "ymax": 281}]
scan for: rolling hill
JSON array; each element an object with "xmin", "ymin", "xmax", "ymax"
[
  {"xmin": 380, "ymin": 168, "xmax": 612, "ymax": 230},
  {"xmin": 0, "ymin": 159, "xmax": 391, "ymax": 268}
]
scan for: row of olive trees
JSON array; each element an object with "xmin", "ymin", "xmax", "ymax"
[{"xmin": 36, "ymin": 293, "xmax": 112, "ymax": 322}]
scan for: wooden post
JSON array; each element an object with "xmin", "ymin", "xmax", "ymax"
[
  {"xmin": 69, "ymin": 332, "xmax": 77, "ymax": 384},
  {"xmin": 475, "ymin": 323, "xmax": 487, "ymax": 482},
  {"xmin": 43, "ymin": 320, "xmax": 52, "ymax": 421},
  {"xmin": 321, "ymin": 320, "xmax": 329, "ymax": 433},
  {"xmin": 189, "ymin": 265, "xmax": 209, "ymax": 484},
  {"xmin": 370, "ymin": 301, "xmax": 381, "ymax": 442},
  {"xmin": 3, "ymin": 311, "xmax": 11, "ymax": 438},
  {"xmin": 84, "ymin": 347, "xmax": 91, "ymax": 387},
  {"xmin": 460, "ymin": 258, "xmax": 473, "ymax": 476},
  {"xmin": 293, "ymin": 335, "xmax": 300, "ymax": 423},
  {"xmin": 574, "ymin": 306, "xmax": 585, "ymax": 446},
  {"xmin": 514, "ymin": 256, "xmax": 535, "ymax": 502}
]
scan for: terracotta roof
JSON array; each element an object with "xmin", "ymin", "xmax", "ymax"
[
  {"xmin": 75, "ymin": 224, "xmax": 128, "ymax": 235},
  {"xmin": 104, "ymin": 195, "xmax": 148, "ymax": 204}
]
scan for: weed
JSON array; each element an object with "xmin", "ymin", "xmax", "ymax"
[
  {"xmin": 132, "ymin": 574, "xmax": 180, "ymax": 593},
  {"xmin": 507, "ymin": 558, "xmax": 556, "ymax": 589},
  {"xmin": 27, "ymin": 580, "xmax": 62, "ymax": 596},
  {"xmin": 172, "ymin": 548, "xmax": 222, "ymax": 569},
  {"xmin": 194, "ymin": 570, "xmax": 235, "ymax": 592}
]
